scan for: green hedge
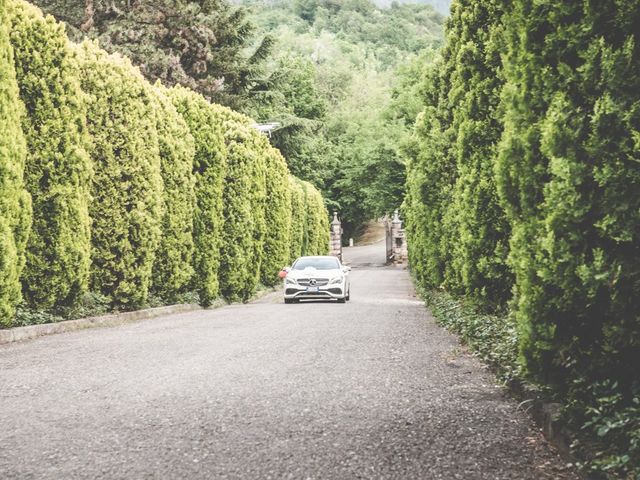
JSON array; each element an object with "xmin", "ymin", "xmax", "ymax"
[
  {"xmin": 168, "ymin": 86, "xmax": 227, "ymax": 307},
  {"xmin": 261, "ymin": 148, "xmax": 292, "ymax": 286},
  {"xmin": 10, "ymin": 1, "xmax": 92, "ymax": 311},
  {"xmin": 404, "ymin": 0, "xmax": 640, "ymax": 476},
  {"xmin": 0, "ymin": 0, "xmax": 31, "ymax": 327},
  {"xmin": 218, "ymin": 109, "xmax": 266, "ymax": 302},
  {"xmin": 288, "ymin": 176, "xmax": 306, "ymax": 263},
  {"xmin": 2, "ymin": 0, "xmax": 330, "ymax": 321},
  {"xmin": 302, "ymin": 180, "xmax": 330, "ymax": 256},
  {"xmin": 151, "ymin": 84, "xmax": 196, "ymax": 302},
  {"xmin": 76, "ymin": 42, "xmax": 163, "ymax": 309}
]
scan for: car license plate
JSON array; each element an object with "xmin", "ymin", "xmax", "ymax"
[{"xmin": 307, "ymin": 286, "xmax": 319, "ymax": 293}]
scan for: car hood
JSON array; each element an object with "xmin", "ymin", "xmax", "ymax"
[{"xmin": 287, "ymin": 268, "xmax": 343, "ymax": 279}]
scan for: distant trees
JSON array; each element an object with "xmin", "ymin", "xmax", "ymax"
[{"xmin": 31, "ymin": 0, "xmax": 274, "ymax": 110}]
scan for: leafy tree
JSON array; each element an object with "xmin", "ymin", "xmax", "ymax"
[
  {"xmin": 169, "ymin": 85, "xmax": 227, "ymax": 306},
  {"xmin": 31, "ymin": 0, "xmax": 273, "ymax": 110},
  {"xmin": 10, "ymin": 0, "xmax": 92, "ymax": 311},
  {"xmin": 77, "ymin": 42, "xmax": 163, "ymax": 308},
  {"xmin": 0, "ymin": 0, "xmax": 31, "ymax": 326},
  {"xmin": 151, "ymin": 84, "xmax": 196, "ymax": 302}
]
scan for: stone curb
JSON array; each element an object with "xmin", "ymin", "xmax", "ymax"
[{"xmin": 0, "ymin": 304, "xmax": 202, "ymax": 346}]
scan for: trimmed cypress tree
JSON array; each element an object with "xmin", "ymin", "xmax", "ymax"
[
  {"xmin": 302, "ymin": 181, "xmax": 329, "ymax": 256},
  {"xmin": 76, "ymin": 42, "xmax": 163, "ymax": 308},
  {"xmin": 288, "ymin": 176, "xmax": 306, "ymax": 262},
  {"xmin": 498, "ymin": 0, "xmax": 640, "ymax": 386},
  {"xmin": 218, "ymin": 111, "xmax": 262, "ymax": 302},
  {"xmin": 9, "ymin": 0, "xmax": 92, "ymax": 311},
  {"xmin": 151, "ymin": 84, "xmax": 196, "ymax": 302},
  {"xmin": 261, "ymin": 147, "xmax": 292, "ymax": 286},
  {"xmin": 169, "ymin": 85, "xmax": 227, "ymax": 307},
  {"xmin": 0, "ymin": 0, "xmax": 31, "ymax": 327},
  {"xmin": 439, "ymin": 0, "xmax": 511, "ymax": 311}
]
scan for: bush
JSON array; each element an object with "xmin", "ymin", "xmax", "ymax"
[
  {"xmin": 76, "ymin": 42, "xmax": 163, "ymax": 309},
  {"xmin": 261, "ymin": 148, "xmax": 292, "ymax": 286},
  {"xmin": 9, "ymin": 0, "xmax": 92, "ymax": 312},
  {"xmin": 0, "ymin": 0, "xmax": 31, "ymax": 327},
  {"xmin": 288, "ymin": 176, "xmax": 306, "ymax": 262},
  {"xmin": 169, "ymin": 86, "xmax": 227, "ymax": 307},
  {"xmin": 302, "ymin": 181, "xmax": 329, "ymax": 256},
  {"xmin": 217, "ymin": 108, "xmax": 266, "ymax": 302},
  {"xmin": 151, "ymin": 84, "xmax": 196, "ymax": 302}
]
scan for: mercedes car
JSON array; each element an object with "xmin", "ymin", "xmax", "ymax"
[{"xmin": 281, "ymin": 256, "xmax": 351, "ymax": 304}]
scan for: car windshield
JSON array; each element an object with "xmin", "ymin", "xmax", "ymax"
[{"xmin": 293, "ymin": 257, "xmax": 340, "ymax": 271}]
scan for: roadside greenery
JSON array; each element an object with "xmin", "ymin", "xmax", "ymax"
[
  {"xmin": 404, "ymin": 0, "xmax": 640, "ymax": 476},
  {"xmin": 242, "ymin": 0, "xmax": 445, "ymax": 238},
  {"xmin": 0, "ymin": 0, "xmax": 31, "ymax": 327},
  {"xmin": 0, "ymin": 0, "xmax": 329, "ymax": 326}
]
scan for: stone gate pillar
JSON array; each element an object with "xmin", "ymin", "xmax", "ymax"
[
  {"xmin": 330, "ymin": 212, "xmax": 343, "ymax": 261},
  {"xmin": 391, "ymin": 210, "xmax": 408, "ymax": 265}
]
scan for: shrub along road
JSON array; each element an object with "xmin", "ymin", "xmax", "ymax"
[{"xmin": 0, "ymin": 244, "xmax": 578, "ymax": 479}]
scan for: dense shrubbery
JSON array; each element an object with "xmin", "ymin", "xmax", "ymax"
[
  {"xmin": 77, "ymin": 41, "xmax": 164, "ymax": 309},
  {"xmin": 0, "ymin": 0, "xmax": 31, "ymax": 327},
  {"xmin": 10, "ymin": 1, "xmax": 92, "ymax": 312},
  {"xmin": 1, "ymin": 0, "xmax": 330, "ymax": 324},
  {"xmin": 150, "ymin": 85, "xmax": 196, "ymax": 303},
  {"xmin": 404, "ymin": 0, "xmax": 639, "ymax": 476}
]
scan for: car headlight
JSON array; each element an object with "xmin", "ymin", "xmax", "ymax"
[
  {"xmin": 329, "ymin": 276, "xmax": 344, "ymax": 285},
  {"xmin": 285, "ymin": 277, "xmax": 297, "ymax": 285}
]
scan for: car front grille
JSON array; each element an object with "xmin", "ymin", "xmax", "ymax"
[{"xmin": 296, "ymin": 278, "xmax": 329, "ymax": 286}]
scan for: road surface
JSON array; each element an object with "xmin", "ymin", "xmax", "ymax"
[{"xmin": 0, "ymin": 243, "xmax": 577, "ymax": 479}]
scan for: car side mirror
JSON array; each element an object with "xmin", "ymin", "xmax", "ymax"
[{"xmin": 342, "ymin": 266, "xmax": 351, "ymax": 273}]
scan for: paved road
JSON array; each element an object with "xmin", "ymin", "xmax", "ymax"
[{"xmin": 0, "ymin": 243, "xmax": 577, "ymax": 479}]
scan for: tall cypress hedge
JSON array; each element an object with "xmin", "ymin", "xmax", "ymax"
[
  {"xmin": 218, "ymin": 109, "xmax": 264, "ymax": 302},
  {"xmin": 497, "ymin": 0, "xmax": 640, "ymax": 388},
  {"xmin": 0, "ymin": 0, "xmax": 31, "ymax": 327},
  {"xmin": 303, "ymin": 181, "xmax": 330, "ymax": 256},
  {"xmin": 76, "ymin": 42, "xmax": 163, "ymax": 309},
  {"xmin": 169, "ymin": 86, "xmax": 227, "ymax": 307},
  {"xmin": 405, "ymin": 0, "xmax": 640, "ymax": 474},
  {"xmin": 9, "ymin": 0, "xmax": 92, "ymax": 311},
  {"xmin": 288, "ymin": 176, "xmax": 306, "ymax": 262},
  {"xmin": 261, "ymin": 147, "xmax": 292, "ymax": 286},
  {"xmin": 151, "ymin": 84, "xmax": 196, "ymax": 302}
]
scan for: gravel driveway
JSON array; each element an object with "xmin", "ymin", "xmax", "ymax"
[{"xmin": 0, "ymin": 243, "xmax": 578, "ymax": 479}]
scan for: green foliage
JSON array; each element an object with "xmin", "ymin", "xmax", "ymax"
[
  {"xmin": 151, "ymin": 84, "xmax": 196, "ymax": 302},
  {"xmin": 0, "ymin": 0, "xmax": 31, "ymax": 327},
  {"xmin": 76, "ymin": 42, "xmax": 163, "ymax": 309},
  {"xmin": 405, "ymin": 0, "xmax": 640, "ymax": 475},
  {"xmin": 169, "ymin": 86, "xmax": 227, "ymax": 307},
  {"xmin": 288, "ymin": 176, "xmax": 306, "ymax": 262},
  {"xmin": 302, "ymin": 181, "xmax": 330, "ymax": 256},
  {"xmin": 421, "ymin": 288, "xmax": 521, "ymax": 384},
  {"xmin": 261, "ymin": 148, "xmax": 292, "ymax": 286},
  {"xmin": 245, "ymin": 0, "xmax": 445, "ymax": 238},
  {"xmin": 30, "ymin": 0, "xmax": 273, "ymax": 110},
  {"xmin": 9, "ymin": 0, "xmax": 92, "ymax": 312},
  {"xmin": 217, "ymin": 108, "xmax": 267, "ymax": 302}
]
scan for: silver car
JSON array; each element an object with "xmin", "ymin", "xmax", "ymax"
[{"xmin": 282, "ymin": 256, "xmax": 351, "ymax": 304}]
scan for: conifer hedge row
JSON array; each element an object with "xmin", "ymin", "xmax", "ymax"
[
  {"xmin": 404, "ymin": 0, "xmax": 639, "ymax": 475},
  {"xmin": 0, "ymin": 0, "xmax": 329, "ymax": 326}
]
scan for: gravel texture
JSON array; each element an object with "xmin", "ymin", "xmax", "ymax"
[{"xmin": 0, "ymin": 243, "xmax": 579, "ymax": 479}]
